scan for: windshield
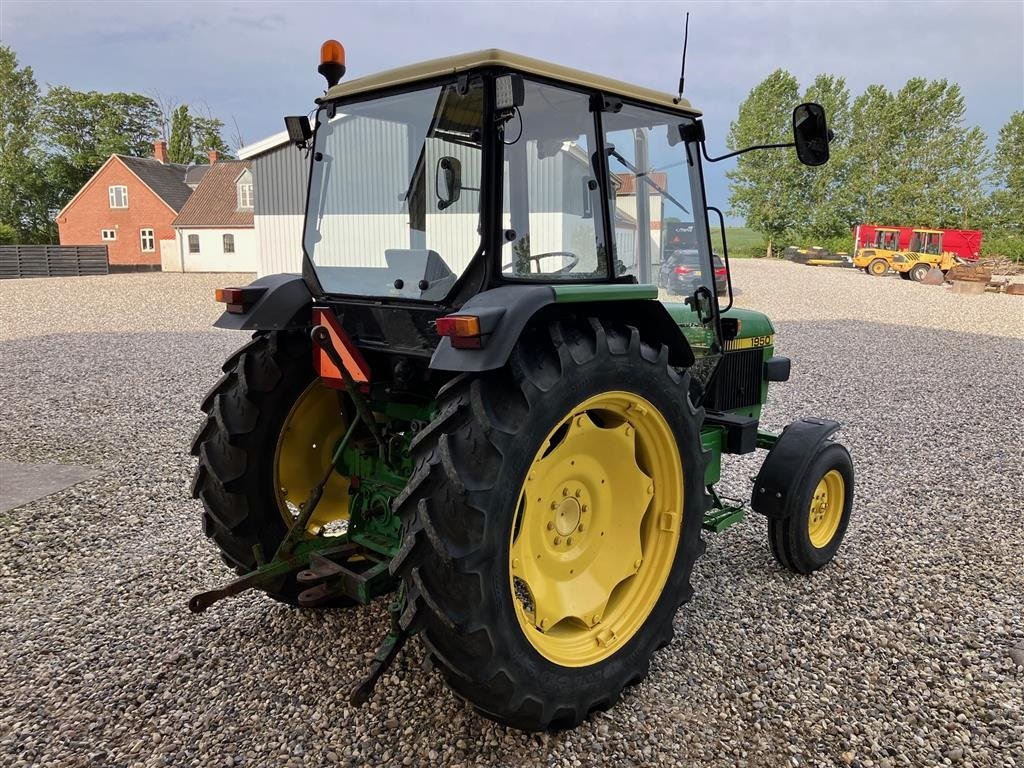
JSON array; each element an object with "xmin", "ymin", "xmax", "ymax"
[
  {"xmin": 603, "ymin": 105, "xmax": 714, "ymax": 297},
  {"xmin": 304, "ymin": 80, "xmax": 484, "ymax": 301}
]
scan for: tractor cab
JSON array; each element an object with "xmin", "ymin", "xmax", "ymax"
[
  {"xmin": 299, "ymin": 50, "xmax": 719, "ymax": 332},
  {"xmin": 908, "ymin": 229, "xmax": 943, "ymax": 255},
  {"xmin": 874, "ymin": 228, "xmax": 900, "ymax": 251}
]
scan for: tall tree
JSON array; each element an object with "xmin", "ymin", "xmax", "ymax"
[
  {"xmin": 191, "ymin": 114, "xmax": 232, "ymax": 162},
  {"xmin": 797, "ymin": 74, "xmax": 853, "ymax": 241},
  {"xmin": 0, "ymin": 45, "xmax": 54, "ymax": 242},
  {"xmin": 726, "ymin": 69, "xmax": 804, "ymax": 255},
  {"xmin": 39, "ymin": 87, "xmax": 160, "ymax": 205},
  {"xmin": 167, "ymin": 103, "xmax": 231, "ymax": 164},
  {"xmin": 883, "ymin": 79, "xmax": 986, "ymax": 228},
  {"xmin": 168, "ymin": 104, "xmax": 193, "ymax": 164},
  {"xmin": 845, "ymin": 84, "xmax": 897, "ymax": 225},
  {"xmin": 988, "ymin": 111, "xmax": 1024, "ymax": 234}
]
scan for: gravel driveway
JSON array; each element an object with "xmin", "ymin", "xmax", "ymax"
[{"xmin": 1, "ymin": 263, "xmax": 1022, "ymax": 768}]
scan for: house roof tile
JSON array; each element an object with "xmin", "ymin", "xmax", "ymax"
[
  {"xmin": 173, "ymin": 161, "xmax": 254, "ymax": 228},
  {"xmin": 116, "ymin": 155, "xmax": 193, "ymax": 211}
]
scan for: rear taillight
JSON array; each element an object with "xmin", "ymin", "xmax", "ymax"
[
  {"xmin": 674, "ymin": 266, "xmax": 692, "ymax": 275},
  {"xmin": 715, "ymin": 268, "xmax": 727, "ymax": 276},
  {"xmin": 436, "ymin": 314, "xmax": 483, "ymax": 349},
  {"xmin": 215, "ymin": 286, "xmax": 266, "ymax": 314}
]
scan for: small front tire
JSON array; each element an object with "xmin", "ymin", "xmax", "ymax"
[{"xmin": 768, "ymin": 441, "xmax": 854, "ymax": 574}]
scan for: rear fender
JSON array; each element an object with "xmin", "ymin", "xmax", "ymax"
[
  {"xmin": 428, "ymin": 286, "xmax": 695, "ymax": 372},
  {"xmin": 213, "ymin": 274, "xmax": 313, "ymax": 331}
]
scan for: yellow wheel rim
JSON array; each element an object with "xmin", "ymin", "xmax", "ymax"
[
  {"xmin": 869, "ymin": 260, "xmax": 887, "ymax": 276},
  {"xmin": 273, "ymin": 379, "xmax": 350, "ymax": 535},
  {"xmin": 807, "ymin": 469, "xmax": 844, "ymax": 548},
  {"xmin": 509, "ymin": 391, "xmax": 683, "ymax": 667}
]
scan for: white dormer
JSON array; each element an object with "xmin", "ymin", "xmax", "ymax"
[{"xmin": 235, "ymin": 168, "xmax": 254, "ymax": 210}]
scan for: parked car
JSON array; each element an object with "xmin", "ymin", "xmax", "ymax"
[{"xmin": 659, "ymin": 250, "xmax": 728, "ymax": 296}]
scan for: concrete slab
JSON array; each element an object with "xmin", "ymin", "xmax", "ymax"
[{"xmin": 0, "ymin": 461, "xmax": 97, "ymax": 513}]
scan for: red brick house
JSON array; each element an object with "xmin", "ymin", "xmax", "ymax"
[{"xmin": 56, "ymin": 141, "xmax": 196, "ymax": 269}]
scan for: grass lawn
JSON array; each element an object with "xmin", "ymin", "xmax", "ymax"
[{"xmin": 710, "ymin": 226, "xmax": 766, "ymax": 258}]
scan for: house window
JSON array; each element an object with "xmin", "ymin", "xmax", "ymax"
[
  {"xmin": 222, "ymin": 234, "xmax": 235, "ymax": 253},
  {"xmin": 108, "ymin": 186, "xmax": 128, "ymax": 208},
  {"xmin": 236, "ymin": 168, "xmax": 254, "ymax": 210},
  {"xmin": 188, "ymin": 234, "xmax": 200, "ymax": 254},
  {"xmin": 140, "ymin": 229, "xmax": 155, "ymax": 252},
  {"xmin": 101, "ymin": 229, "xmax": 116, "ymax": 241},
  {"xmin": 237, "ymin": 183, "xmax": 253, "ymax": 210}
]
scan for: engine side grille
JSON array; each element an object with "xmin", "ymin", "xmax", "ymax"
[{"xmin": 705, "ymin": 348, "xmax": 763, "ymax": 411}]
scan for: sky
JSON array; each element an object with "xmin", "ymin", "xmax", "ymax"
[{"xmin": 3, "ymin": 0, "xmax": 1023, "ymax": 218}]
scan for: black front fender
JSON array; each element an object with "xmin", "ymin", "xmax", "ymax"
[
  {"xmin": 213, "ymin": 274, "xmax": 313, "ymax": 331},
  {"xmin": 751, "ymin": 418, "xmax": 842, "ymax": 520}
]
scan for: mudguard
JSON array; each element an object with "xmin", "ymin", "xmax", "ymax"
[
  {"xmin": 751, "ymin": 418, "xmax": 841, "ymax": 520},
  {"xmin": 428, "ymin": 285, "xmax": 695, "ymax": 372},
  {"xmin": 213, "ymin": 274, "xmax": 313, "ymax": 331}
]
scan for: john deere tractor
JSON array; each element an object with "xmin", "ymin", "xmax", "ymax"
[{"xmin": 189, "ymin": 43, "xmax": 853, "ymax": 731}]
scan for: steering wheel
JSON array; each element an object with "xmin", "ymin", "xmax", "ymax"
[{"xmin": 502, "ymin": 251, "xmax": 580, "ymax": 276}]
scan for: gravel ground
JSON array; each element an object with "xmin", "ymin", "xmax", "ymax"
[{"xmin": 1, "ymin": 263, "xmax": 1022, "ymax": 768}]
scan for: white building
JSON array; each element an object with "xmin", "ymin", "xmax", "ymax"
[{"xmin": 170, "ymin": 160, "xmax": 257, "ymax": 272}]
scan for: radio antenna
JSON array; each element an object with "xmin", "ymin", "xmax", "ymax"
[{"xmin": 677, "ymin": 12, "xmax": 690, "ymax": 99}]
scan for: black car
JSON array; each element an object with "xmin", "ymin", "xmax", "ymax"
[{"xmin": 658, "ymin": 250, "xmax": 728, "ymax": 297}]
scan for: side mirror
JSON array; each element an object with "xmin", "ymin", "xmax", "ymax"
[
  {"xmin": 792, "ymin": 103, "xmax": 830, "ymax": 166},
  {"xmin": 284, "ymin": 115, "xmax": 312, "ymax": 149},
  {"xmin": 436, "ymin": 156, "xmax": 462, "ymax": 211}
]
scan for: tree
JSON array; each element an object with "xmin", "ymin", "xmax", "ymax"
[
  {"xmin": 166, "ymin": 103, "xmax": 231, "ymax": 164},
  {"xmin": 168, "ymin": 104, "xmax": 193, "ymax": 164},
  {"xmin": 989, "ymin": 111, "xmax": 1024, "ymax": 234},
  {"xmin": 845, "ymin": 84, "xmax": 896, "ymax": 225},
  {"xmin": 38, "ymin": 87, "xmax": 160, "ymax": 206},
  {"xmin": 726, "ymin": 69, "xmax": 804, "ymax": 255},
  {"xmin": 0, "ymin": 45, "xmax": 54, "ymax": 242},
  {"xmin": 191, "ymin": 114, "xmax": 232, "ymax": 162},
  {"xmin": 882, "ymin": 79, "xmax": 986, "ymax": 229},
  {"xmin": 796, "ymin": 74, "xmax": 853, "ymax": 242}
]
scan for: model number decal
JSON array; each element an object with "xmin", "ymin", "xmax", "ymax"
[{"xmin": 723, "ymin": 335, "xmax": 774, "ymax": 351}]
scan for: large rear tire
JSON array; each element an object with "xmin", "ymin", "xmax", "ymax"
[
  {"xmin": 190, "ymin": 331, "xmax": 352, "ymax": 605},
  {"xmin": 391, "ymin": 316, "xmax": 708, "ymax": 730}
]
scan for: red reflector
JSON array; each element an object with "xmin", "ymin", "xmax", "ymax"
[
  {"xmin": 451, "ymin": 335, "xmax": 483, "ymax": 350},
  {"xmin": 715, "ymin": 268, "xmax": 727, "ymax": 276},
  {"xmin": 674, "ymin": 266, "xmax": 692, "ymax": 275}
]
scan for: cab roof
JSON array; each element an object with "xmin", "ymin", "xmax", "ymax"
[{"xmin": 323, "ymin": 49, "xmax": 700, "ymax": 117}]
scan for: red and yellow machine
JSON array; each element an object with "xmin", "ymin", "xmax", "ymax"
[{"xmin": 852, "ymin": 225, "xmax": 982, "ymax": 281}]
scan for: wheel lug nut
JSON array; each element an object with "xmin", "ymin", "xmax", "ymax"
[
  {"xmin": 574, "ymin": 489, "xmax": 582, "ymax": 498},
  {"xmin": 546, "ymin": 521, "xmax": 554, "ymax": 530},
  {"xmin": 562, "ymin": 487, "xmax": 569, "ymax": 497},
  {"xmin": 581, "ymin": 504, "xmax": 589, "ymax": 513},
  {"xmin": 566, "ymin": 537, "xmax": 573, "ymax": 546},
  {"xmin": 550, "ymin": 501, "xmax": 559, "ymax": 510},
  {"xmin": 577, "ymin": 524, "xmax": 584, "ymax": 532},
  {"xmin": 553, "ymin": 537, "xmax": 561, "ymax": 545}
]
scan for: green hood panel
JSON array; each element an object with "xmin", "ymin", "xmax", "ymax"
[{"xmin": 660, "ymin": 302, "xmax": 775, "ymax": 356}]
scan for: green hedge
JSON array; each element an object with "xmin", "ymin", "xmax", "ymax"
[{"xmin": 980, "ymin": 234, "xmax": 1024, "ymax": 263}]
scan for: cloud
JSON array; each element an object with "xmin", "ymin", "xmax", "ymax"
[{"xmin": 3, "ymin": 0, "xmax": 1021, "ymax": 210}]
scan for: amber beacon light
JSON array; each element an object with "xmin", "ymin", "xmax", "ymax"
[{"xmin": 318, "ymin": 40, "xmax": 346, "ymax": 88}]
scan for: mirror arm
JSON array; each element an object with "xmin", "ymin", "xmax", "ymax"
[{"xmin": 700, "ymin": 141, "xmax": 795, "ymax": 164}]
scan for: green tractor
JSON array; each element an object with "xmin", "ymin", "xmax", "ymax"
[{"xmin": 189, "ymin": 42, "xmax": 853, "ymax": 731}]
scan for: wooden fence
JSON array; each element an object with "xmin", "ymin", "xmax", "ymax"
[{"xmin": 0, "ymin": 245, "xmax": 110, "ymax": 279}]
